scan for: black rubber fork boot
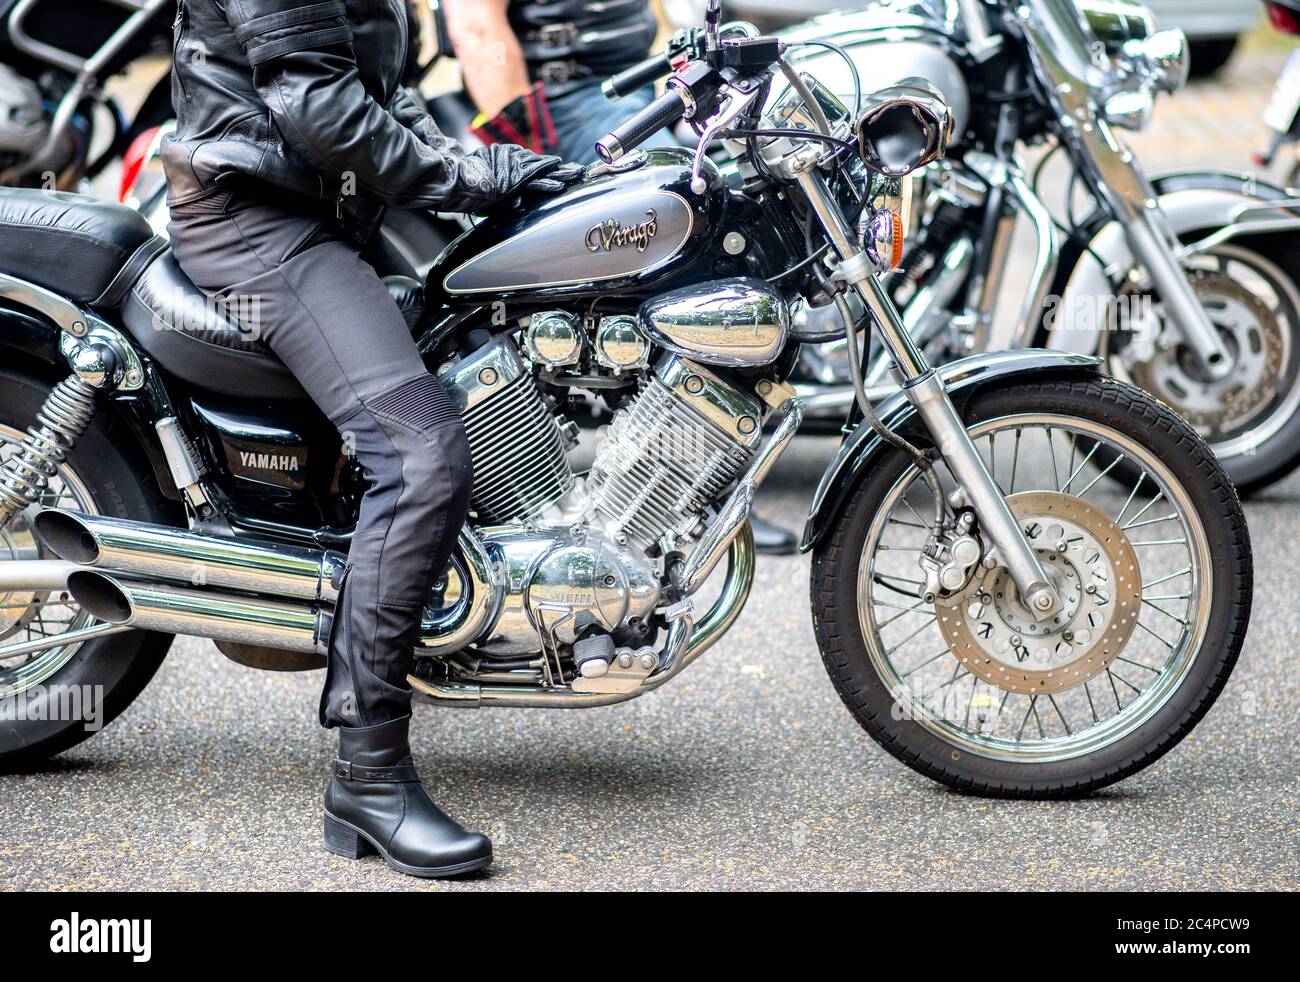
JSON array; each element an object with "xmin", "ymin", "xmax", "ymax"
[{"xmin": 323, "ymin": 715, "xmax": 492, "ymax": 878}]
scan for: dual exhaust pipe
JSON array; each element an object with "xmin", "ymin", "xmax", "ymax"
[{"xmin": 29, "ymin": 510, "xmax": 498, "ymax": 658}]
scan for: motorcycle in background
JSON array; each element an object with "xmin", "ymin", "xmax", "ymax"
[
  {"xmin": 1259, "ymin": 0, "xmax": 1300, "ymax": 186},
  {"xmin": 646, "ymin": 0, "xmax": 1300, "ymax": 493},
  {"xmin": 0, "ymin": 0, "xmax": 175, "ymax": 191},
  {"xmin": 0, "ymin": 3, "xmax": 1252, "ymax": 796}
]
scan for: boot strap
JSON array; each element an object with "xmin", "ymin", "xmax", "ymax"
[{"xmin": 333, "ymin": 759, "xmax": 420, "ymax": 783}]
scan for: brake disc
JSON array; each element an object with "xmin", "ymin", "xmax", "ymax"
[
  {"xmin": 1123, "ymin": 271, "xmax": 1283, "ymax": 437},
  {"xmin": 934, "ymin": 491, "xmax": 1142, "ymax": 696}
]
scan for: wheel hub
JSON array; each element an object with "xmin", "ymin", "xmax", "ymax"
[
  {"xmin": 934, "ymin": 492, "xmax": 1142, "ymax": 695},
  {"xmin": 1123, "ymin": 272, "xmax": 1283, "ymax": 437}
]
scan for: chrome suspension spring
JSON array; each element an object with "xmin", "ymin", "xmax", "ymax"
[{"xmin": 0, "ymin": 374, "xmax": 99, "ymax": 523}]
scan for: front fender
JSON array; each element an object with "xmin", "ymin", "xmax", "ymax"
[
  {"xmin": 799, "ymin": 349, "xmax": 1101, "ymax": 552},
  {"xmin": 1047, "ymin": 170, "xmax": 1300, "ymax": 355}
]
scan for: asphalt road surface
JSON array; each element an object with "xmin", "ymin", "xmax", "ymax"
[{"xmin": 1, "ymin": 41, "xmax": 1297, "ymax": 892}]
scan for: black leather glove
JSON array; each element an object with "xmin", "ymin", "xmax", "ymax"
[
  {"xmin": 460, "ymin": 145, "xmax": 585, "ymax": 213},
  {"xmin": 523, "ymin": 161, "xmax": 586, "ymax": 196}
]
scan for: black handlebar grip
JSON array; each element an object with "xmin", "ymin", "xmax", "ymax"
[
  {"xmin": 594, "ymin": 87, "xmax": 689, "ymax": 164},
  {"xmin": 602, "ymin": 52, "xmax": 674, "ymax": 100}
]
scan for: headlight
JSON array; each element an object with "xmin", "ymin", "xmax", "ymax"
[
  {"xmin": 1120, "ymin": 29, "xmax": 1190, "ymax": 95},
  {"xmin": 853, "ymin": 79, "xmax": 953, "ymax": 178}
]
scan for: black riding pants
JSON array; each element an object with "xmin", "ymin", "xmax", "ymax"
[{"xmin": 168, "ymin": 187, "xmax": 472, "ymax": 728}]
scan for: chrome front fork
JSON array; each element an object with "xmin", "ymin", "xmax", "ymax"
[
  {"xmin": 1014, "ymin": 3, "xmax": 1232, "ymax": 380},
  {"xmin": 796, "ymin": 169, "xmax": 1063, "ymax": 619}
]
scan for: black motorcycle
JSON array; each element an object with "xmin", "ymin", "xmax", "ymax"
[{"xmin": 0, "ymin": 3, "xmax": 1251, "ymax": 797}]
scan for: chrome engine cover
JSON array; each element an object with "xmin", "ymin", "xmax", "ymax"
[
  {"xmin": 588, "ymin": 355, "xmax": 762, "ymax": 550},
  {"xmin": 438, "ymin": 333, "xmax": 764, "ymax": 658},
  {"xmin": 638, "ymin": 277, "xmax": 788, "ymax": 367},
  {"xmin": 473, "ymin": 525, "xmax": 661, "ymax": 655}
]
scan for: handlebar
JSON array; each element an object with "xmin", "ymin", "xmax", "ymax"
[
  {"xmin": 594, "ymin": 85, "xmax": 691, "ymax": 163},
  {"xmin": 602, "ymin": 52, "xmax": 675, "ymax": 101}
]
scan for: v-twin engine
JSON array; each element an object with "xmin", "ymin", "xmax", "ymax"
[
  {"xmin": 437, "ymin": 335, "xmax": 765, "ymax": 656},
  {"xmin": 44, "ymin": 334, "xmax": 773, "ymax": 677}
]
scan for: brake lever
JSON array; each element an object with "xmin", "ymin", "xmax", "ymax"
[{"xmin": 689, "ymin": 85, "xmax": 762, "ymax": 193}]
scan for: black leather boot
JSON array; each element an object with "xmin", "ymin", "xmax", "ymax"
[
  {"xmin": 323, "ymin": 715, "xmax": 492, "ymax": 878},
  {"xmin": 750, "ymin": 513, "xmax": 798, "ymax": 555}
]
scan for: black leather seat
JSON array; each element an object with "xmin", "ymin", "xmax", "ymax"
[
  {"xmin": 121, "ymin": 249, "xmax": 426, "ymax": 401},
  {"xmin": 0, "ymin": 187, "xmax": 164, "ymax": 307}
]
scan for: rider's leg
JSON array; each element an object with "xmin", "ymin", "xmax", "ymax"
[{"xmin": 169, "ymin": 186, "xmax": 490, "ymax": 877}]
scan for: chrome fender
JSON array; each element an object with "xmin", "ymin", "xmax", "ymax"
[
  {"xmin": 800, "ymin": 349, "xmax": 1102, "ymax": 552},
  {"xmin": 1048, "ymin": 171, "xmax": 1300, "ymax": 356}
]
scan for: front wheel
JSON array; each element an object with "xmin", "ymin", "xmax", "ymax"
[{"xmin": 811, "ymin": 377, "xmax": 1251, "ymax": 797}]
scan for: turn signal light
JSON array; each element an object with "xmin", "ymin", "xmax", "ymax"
[{"xmin": 861, "ymin": 210, "xmax": 905, "ymax": 271}]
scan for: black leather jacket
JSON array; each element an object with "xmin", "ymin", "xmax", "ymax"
[{"xmin": 164, "ymin": 0, "xmax": 549, "ymax": 243}]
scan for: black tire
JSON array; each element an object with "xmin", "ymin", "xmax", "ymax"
[
  {"xmin": 1188, "ymin": 37, "xmax": 1240, "ymax": 80},
  {"xmin": 811, "ymin": 376, "xmax": 1251, "ymax": 797},
  {"xmin": 0, "ymin": 368, "xmax": 179, "ymax": 769}
]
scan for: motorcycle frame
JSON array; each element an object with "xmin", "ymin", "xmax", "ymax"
[{"xmin": 0, "ymin": 0, "xmax": 174, "ymax": 185}]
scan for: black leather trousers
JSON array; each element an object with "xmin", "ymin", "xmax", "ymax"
[{"xmin": 169, "ymin": 187, "xmax": 472, "ymax": 728}]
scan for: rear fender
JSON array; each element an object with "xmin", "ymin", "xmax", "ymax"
[
  {"xmin": 799, "ymin": 349, "xmax": 1102, "ymax": 552},
  {"xmin": 0, "ymin": 299, "xmax": 179, "ymax": 502}
]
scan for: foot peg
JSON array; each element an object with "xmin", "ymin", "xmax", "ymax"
[{"xmin": 573, "ymin": 631, "xmax": 614, "ymax": 679}]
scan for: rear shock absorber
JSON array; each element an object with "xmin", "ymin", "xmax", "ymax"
[{"xmin": 0, "ymin": 342, "xmax": 120, "ymax": 524}]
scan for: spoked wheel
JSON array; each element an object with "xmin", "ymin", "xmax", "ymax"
[
  {"xmin": 1105, "ymin": 242, "xmax": 1300, "ymax": 493},
  {"xmin": 1, "ymin": 423, "xmax": 103, "ymax": 689},
  {"xmin": 812, "ymin": 377, "xmax": 1251, "ymax": 796},
  {"xmin": 0, "ymin": 370, "xmax": 177, "ymax": 768}
]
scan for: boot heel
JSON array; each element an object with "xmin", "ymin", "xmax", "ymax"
[{"xmin": 324, "ymin": 813, "xmax": 375, "ymax": 860}]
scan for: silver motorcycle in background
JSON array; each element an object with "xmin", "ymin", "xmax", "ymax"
[{"xmin": 740, "ymin": 0, "xmax": 1300, "ymax": 493}]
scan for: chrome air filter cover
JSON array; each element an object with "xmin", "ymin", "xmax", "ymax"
[
  {"xmin": 594, "ymin": 315, "xmax": 650, "ymax": 373},
  {"xmin": 524, "ymin": 311, "xmax": 584, "ymax": 369}
]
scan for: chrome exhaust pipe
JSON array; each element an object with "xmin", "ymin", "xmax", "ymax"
[
  {"xmin": 36, "ymin": 509, "xmax": 344, "ymax": 603},
  {"xmin": 0, "ymin": 559, "xmax": 82, "ymax": 592},
  {"xmin": 37, "ymin": 509, "xmax": 501, "ymax": 652},
  {"xmin": 67, "ymin": 570, "xmax": 329, "ymax": 654}
]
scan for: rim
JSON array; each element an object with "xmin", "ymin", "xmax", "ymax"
[
  {"xmin": 1108, "ymin": 244, "xmax": 1300, "ymax": 459},
  {"xmin": 855, "ymin": 413, "xmax": 1213, "ymax": 763},
  {"xmin": 0, "ymin": 422, "xmax": 99, "ymax": 697}
]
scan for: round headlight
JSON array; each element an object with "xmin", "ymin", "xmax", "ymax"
[
  {"xmin": 1122, "ymin": 28, "xmax": 1191, "ymax": 95},
  {"xmin": 853, "ymin": 79, "xmax": 953, "ymax": 178}
]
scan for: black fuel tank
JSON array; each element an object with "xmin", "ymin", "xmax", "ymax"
[{"xmin": 428, "ymin": 148, "xmax": 724, "ymax": 306}]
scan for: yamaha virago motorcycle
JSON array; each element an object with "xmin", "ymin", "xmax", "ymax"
[
  {"xmin": 0, "ymin": 3, "xmax": 1251, "ymax": 795},
  {"xmin": 0, "ymin": 0, "xmax": 176, "ymax": 191},
  {"xmin": 693, "ymin": 0, "xmax": 1300, "ymax": 492}
]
